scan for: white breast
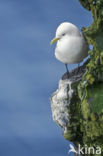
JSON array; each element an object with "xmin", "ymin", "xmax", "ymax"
[{"xmin": 55, "ymin": 35, "xmax": 88, "ymax": 64}]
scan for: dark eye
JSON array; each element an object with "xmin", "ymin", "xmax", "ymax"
[{"xmin": 62, "ymin": 33, "xmax": 65, "ymax": 36}]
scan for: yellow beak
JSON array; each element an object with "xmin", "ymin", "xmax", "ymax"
[{"xmin": 50, "ymin": 37, "xmax": 60, "ymax": 44}]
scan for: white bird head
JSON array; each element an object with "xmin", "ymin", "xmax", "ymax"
[{"xmin": 51, "ymin": 22, "xmax": 80, "ymax": 44}]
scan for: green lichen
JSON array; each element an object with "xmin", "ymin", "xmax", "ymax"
[{"xmin": 88, "ymin": 83, "xmax": 103, "ymax": 114}]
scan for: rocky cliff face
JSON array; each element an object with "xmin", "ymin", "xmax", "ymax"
[
  {"xmin": 50, "ymin": 65, "xmax": 86, "ymax": 135},
  {"xmin": 50, "ymin": 0, "xmax": 103, "ymax": 155}
]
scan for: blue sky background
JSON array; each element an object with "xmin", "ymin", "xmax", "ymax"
[{"xmin": 0, "ymin": 0, "xmax": 92, "ymax": 156}]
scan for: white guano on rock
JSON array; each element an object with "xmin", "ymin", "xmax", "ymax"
[{"xmin": 50, "ymin": 79, "xmax": 74, "ymax": 132}]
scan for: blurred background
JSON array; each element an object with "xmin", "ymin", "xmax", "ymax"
[{"xmin": 0, "ymin": 0, "xmax": 92, "ymax": 156}]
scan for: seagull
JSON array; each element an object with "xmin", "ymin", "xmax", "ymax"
[{"xmin": 51, "ymin": 22, "xmax": 89, "ymax": 77}]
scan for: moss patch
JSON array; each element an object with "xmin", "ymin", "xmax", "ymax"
[{"xmin": 87, "ymin": 83, "xmax": 103, "ymax": 114}]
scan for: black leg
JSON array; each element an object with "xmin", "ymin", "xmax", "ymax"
[{"xmin": 65, "ymin": 64, "xmax": 69, "ymax": 78}]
